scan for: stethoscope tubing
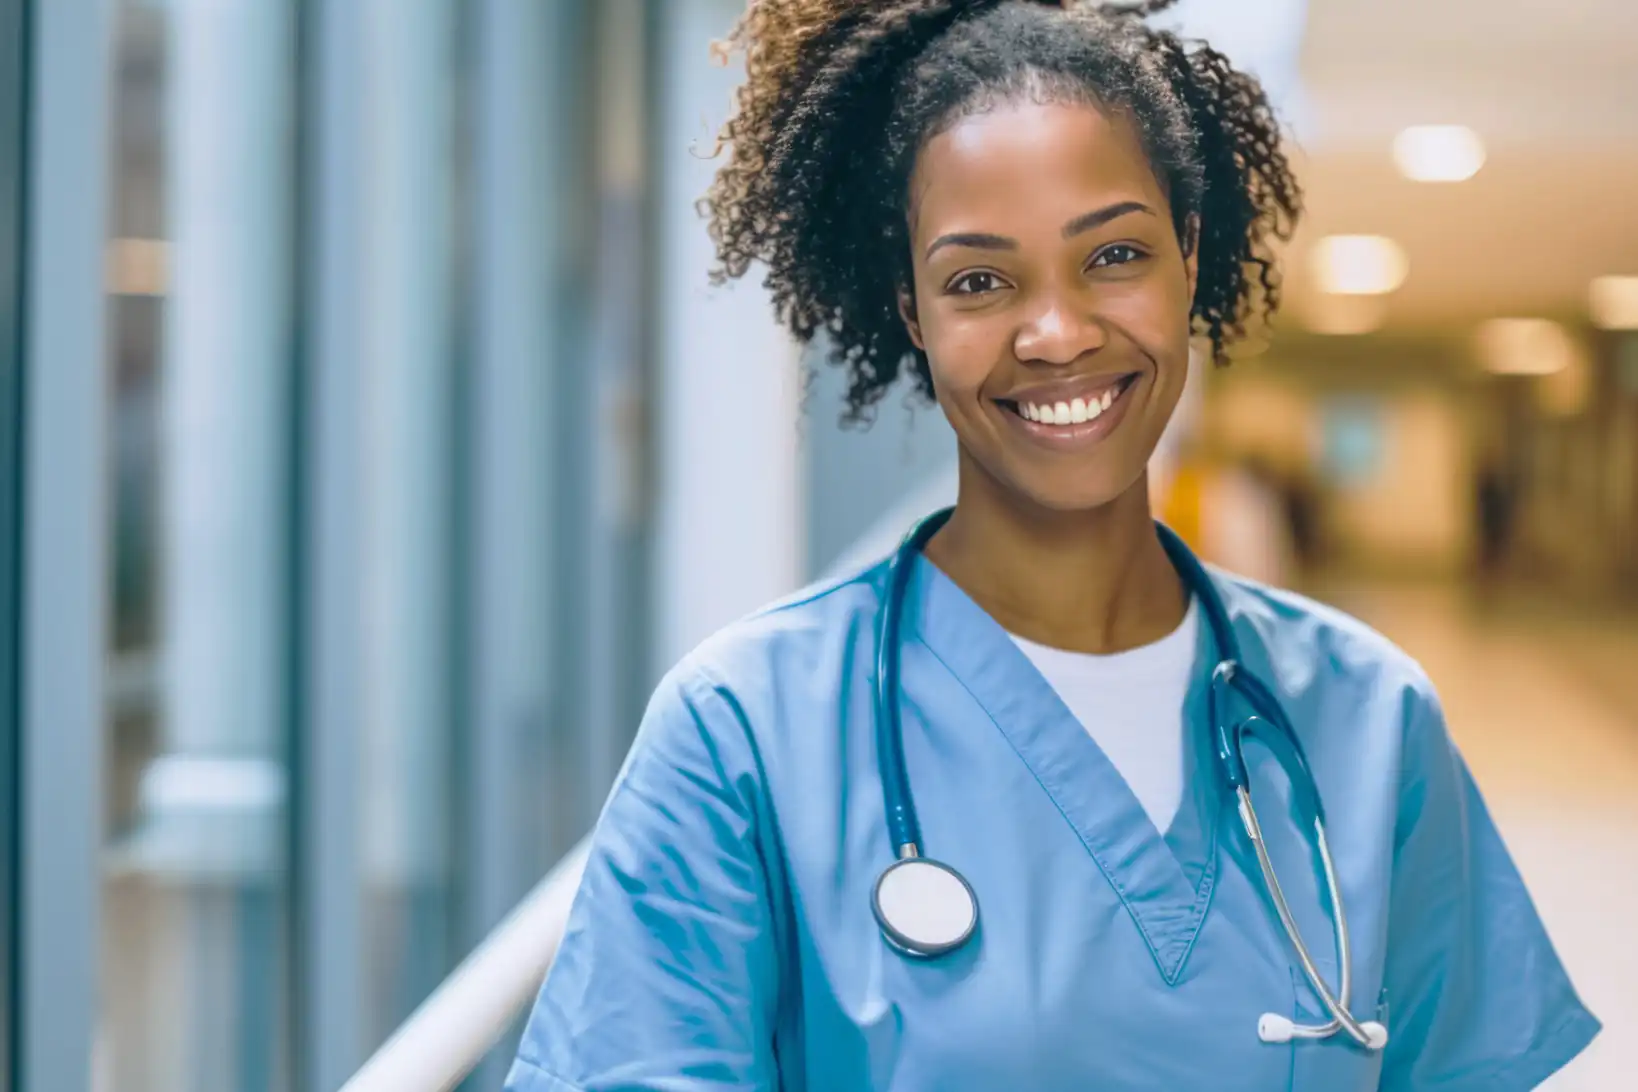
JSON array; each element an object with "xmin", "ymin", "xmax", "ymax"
[
  {"xmin": 872, "ymin": 508, "xmax": 1383, "ymax": 1050},
  {"xmin": 877, "ymin": 508, "xmax": 950, "ymax": 853}
]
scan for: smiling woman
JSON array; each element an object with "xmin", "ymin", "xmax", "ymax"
[
  {"xmin": 504, "ymin": 3, "xmax": 1600, "ymax": 1090},
  {"xmin": 703, "ymin": 0, "xmax": 1301, "ymax": 427}
]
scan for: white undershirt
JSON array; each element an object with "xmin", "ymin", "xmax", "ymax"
[{"xmin": 1007, "ymin": 598, "xmax": 1199, "ymax": 834}]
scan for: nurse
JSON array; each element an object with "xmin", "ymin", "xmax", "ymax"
[{"xmin": 507, "ymin": 1, "xmax": 1599, "ymax": 1088}]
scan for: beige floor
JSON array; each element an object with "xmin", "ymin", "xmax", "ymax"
[{"xmin": 1317, "ymin": 578, "xmax": 1638, "ymax": 1091}]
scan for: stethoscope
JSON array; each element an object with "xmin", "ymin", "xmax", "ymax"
[{"xmin": 869, "ymin": 507, "xmax": 1389, "ymax": 1052}]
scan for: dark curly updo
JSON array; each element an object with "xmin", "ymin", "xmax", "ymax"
[{"xmin": 702, "ymin": 0, "xmax": 1302, "ymax": 424}]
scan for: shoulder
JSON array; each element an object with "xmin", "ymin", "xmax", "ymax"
[
  {"xmin": 1212, "ymin": 570, "xmax": 1443, "ymax": 728},
  {"xmin": 641, "ymin": 557, "xmax": 890, "ymax": 738},
  {"xmin": 681, "ymin": 558, "xmax": 887, "ymax": 690},
  {"xmin": 1212, "ymin": 573, "xmax": 1463, "ymax": 833},
  {"xmin": 612, "ymin": 560, "xmax": 891, "ymax": 822}
]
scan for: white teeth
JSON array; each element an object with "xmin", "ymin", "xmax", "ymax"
[{"xmin": 1015, "ymin": 386, "xmax": 1122, "ymax": 426}]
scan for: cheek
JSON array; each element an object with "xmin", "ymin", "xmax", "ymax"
[
  {"xmin": 1121, "ymin": 259, "xmax": 1194, "ymax": 338},
  {"xmin": 919, "ymin": 310, "xmax": 1006, "ymax": 400},
  {"xmin": 1110, "ymin": 270, "xmax": 1195, "ymax": 380}
]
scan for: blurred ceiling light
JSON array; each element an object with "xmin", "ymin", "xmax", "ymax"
[
  {"xmin": 1475, "ymin": 317, "xmax": 1579, "ymax": 376},
  {"xmin": 1392, "ymin": 125, "xmax": 1485, "ymax": 183},
  {"xmin": 1302, "ymin": 294, "xmax": 1387, "ymax": 336},
  {"xmin": 108, "ymin": 238, "xmax": 169, "ymax": 297},
  {"xmin": 1589, "ymin": 275, "xmax": 1638, "ymax": 330},
  {"xmin": 1310, "ymin": 235, "xmax": 1408, "ymax": 296}
]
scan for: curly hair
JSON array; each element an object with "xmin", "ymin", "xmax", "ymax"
[{"xmin": 702, "ymin": 0, "xmax": 1302, "ymax": 425}]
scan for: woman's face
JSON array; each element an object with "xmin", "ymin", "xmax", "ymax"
[{"xmin": 901, "ymin": 99, "xmax": 1197, "ymax": 514}]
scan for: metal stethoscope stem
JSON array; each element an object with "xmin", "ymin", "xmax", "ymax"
[{"xmin": 1238, "ymin": 787, "xmax": 1387, "ymax": 1050}]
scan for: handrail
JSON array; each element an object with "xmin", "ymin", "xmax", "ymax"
[{"xmin": 338, "ymin": 837, "xmax": 590, "ymax": 1092}]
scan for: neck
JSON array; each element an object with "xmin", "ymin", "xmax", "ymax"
[{"xmin": 923, "ymin": 454, "xmax": 1188, "ymax": 655}]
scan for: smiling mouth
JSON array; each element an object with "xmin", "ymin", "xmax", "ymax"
[{"xmin": 998, "ymin": 374, "xmax": 1139, "ymax": 427}]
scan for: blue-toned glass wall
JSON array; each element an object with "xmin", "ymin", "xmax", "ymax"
[
  {"xmin": 101, "ymin": 1, "xmax": 297, "ymax": 1089},
  {"xmin": 20, "ymin": 0, "xmax": 112, "ymax": 1089},
  {"xmin": 458, "ymin": 1, "xmax": 586, "ymax": 1085},
  {"xmin": 297, "ymin": 0, "xmax": 368, "ymax": 1082},
  {"xmin": 296, "ymin": 0, "xmax": 653, "ymax": 1087},
  {"xmin": 295, "ymin": 0, "xmax": 470, "ymax": 1082},
  {"xmin": 355, "ymin": 0, "xmax": 462, "ymax": 1055},
  {"xmin": 577, "ymin": 0, "xmax": 656, "ymax": 798},
  {"xmin": 0, "ymin": 0, "xmax": 24, "ymax": 1081},
  {"xmin": 25, "ymin": 1, "xmax": 772, "ymax": 1087}
]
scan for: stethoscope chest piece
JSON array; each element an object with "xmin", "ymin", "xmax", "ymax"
[{"xmin": 872, "ymin": 856, "xmax": 978, "ymax": 958}]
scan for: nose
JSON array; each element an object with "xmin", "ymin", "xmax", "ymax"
[{"xmin": 1012, "ymin": 296, "xmax": 1108, "ymax": 366}]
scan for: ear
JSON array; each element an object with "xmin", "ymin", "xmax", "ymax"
[
  {"xmin": 897, "ymin": 283, "xmax": 926, "ymax": 352},
  {"xmin": 1182, "ymin": 214, "xmax": 1201, "ymax": 305}
]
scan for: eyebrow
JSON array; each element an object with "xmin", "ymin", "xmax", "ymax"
[
  {"xmin": 1062, "ymin": 200, "xmax": 1156, "ymax": 238},
  {"xmin": 923, "ymin": 232, "xmax": 1015, "ymax": 260},
  {"xmin": 923, "ymin": 200, "xmax": 1157, "ymax": 261}
]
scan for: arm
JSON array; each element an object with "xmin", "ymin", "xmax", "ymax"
[
  {"xmin": 1379, "ymin": 681, "xmax": 1600, "ymax": 1090},
  {"xmin": 506, "ymin": 670, "xmax": 783, "ymax": 1091}
]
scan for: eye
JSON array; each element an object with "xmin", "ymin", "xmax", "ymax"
[
  {"xmin": 1089, "ymin": 244, "xmax": 1148, "ymax": 269},
  {"xmin": 945, "ymin": 270, "xmax": 1010, "ymax": 296}
]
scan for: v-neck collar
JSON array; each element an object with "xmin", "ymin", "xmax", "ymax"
[{"xmin": 904, "ymin": 553, "xmax": 1226, "ymax": 985}]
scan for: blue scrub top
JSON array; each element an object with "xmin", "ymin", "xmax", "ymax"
[{"xmin": 506, "ymin": 552, "xmax": 1600, "ymax": 1091}]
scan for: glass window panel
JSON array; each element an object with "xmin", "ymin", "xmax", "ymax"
[
  {"xmin": 101, "ymin": 2, "xmax": 297, "ymax": 1089},
  {"xmin": 355, "ymin": 0, "xmax": 462, "ymax": 1049},
  {"xmin": 0, "ymin": 0, "xmax": 24, "ymax": 1076}
]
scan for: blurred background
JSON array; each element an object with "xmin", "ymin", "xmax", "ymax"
[{"xmin": 2, "ymin": 0, "xmax": 1635, "ymax": 1090}]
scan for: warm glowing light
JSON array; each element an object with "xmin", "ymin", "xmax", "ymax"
[
  {"xmin": 1310, "ymin": 235, "xmax": 1408, "ymax": 296},
  {"xmin": 1589, "ymin": 275, "xmax": 1638, "ymax": 330},
  {"xmin": 1392, "ymin": 125, "xmax": 1485, "ymax": 183},
  {"xmin": 1475, "ymin": 318, "xmax": 1578, "ymax": 376}
]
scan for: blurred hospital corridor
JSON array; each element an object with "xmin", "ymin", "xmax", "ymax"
[{"xmin": 1313, "ymin": 578, "xmax": 1638, "ymax": 1092}]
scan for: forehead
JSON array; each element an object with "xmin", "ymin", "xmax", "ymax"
[{"xmin": 908, "ymin": 100, "xmax": 1166, "ymax": 242}]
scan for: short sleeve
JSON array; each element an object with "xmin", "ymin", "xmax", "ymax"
[
  {"xmin": 1380, "ymin": 682, "xmax": 1600, "ymax": 1090},
  {"xmin": 506, "ymin": 669, "xmax": 782, "ymax": 1091}
]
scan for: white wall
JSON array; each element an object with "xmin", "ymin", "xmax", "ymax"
[{"xmin": 650, "ymin": 0, "xmax": 805, "ymax": 674}]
